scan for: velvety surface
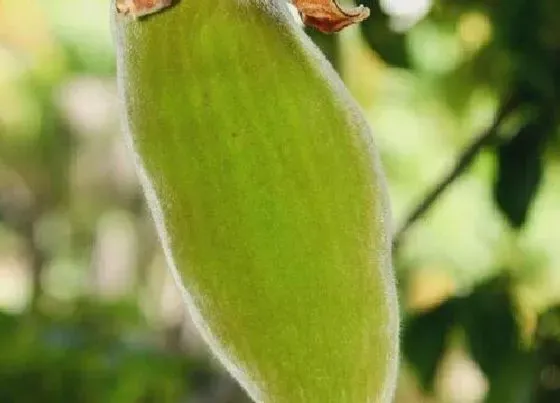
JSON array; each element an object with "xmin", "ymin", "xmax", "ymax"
[{"xmin": 115, "ymin": 1, "xmax": 398, "ymax": 401}]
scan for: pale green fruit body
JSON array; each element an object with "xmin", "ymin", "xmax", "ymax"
[{"xmin": 114, "ymin": 1, "xmax": 399, "ymax": 402}]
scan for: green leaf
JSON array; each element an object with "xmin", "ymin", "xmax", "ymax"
[
  {"xmin": 403, "ymin": 299, "xmax": 457, "ymax": 392},
  {"xmin": 533, "ymin": 305, "xmax": 560, "ymax": 403},
  {"xmin": 483, "ymin": 351, "xmax": 537, "ymax": 403},
  {"xmin": 459, "ymin": 276, "xmax": 536, "ymax": 403},
  {"xmin": 114, "ymin": 1, "xmax": 399, "ymax": 402},
  {"xmin": 494, "ymin": 118, "xmax": 548, "ymax": 229},
  {"xmin": 461, "ymin": 277, "xmax": 521, "ymax": 377}
]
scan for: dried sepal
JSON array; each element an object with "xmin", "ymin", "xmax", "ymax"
[
  {"xmin": 292, "ymin": 0, "xmax": 370, "ymax": 33},
  {"xmin": 116, "ymin": 0, "xmax": 173, "ymax": 18}
]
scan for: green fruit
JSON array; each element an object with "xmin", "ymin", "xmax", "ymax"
[{"xmin": 113, "ymin": 0, "xmax": 399, "ymax": 401}]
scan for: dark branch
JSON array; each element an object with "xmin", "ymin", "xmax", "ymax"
[{"xmin": 392, "ymin": 96, "xmax": 521, "ymax": 250}]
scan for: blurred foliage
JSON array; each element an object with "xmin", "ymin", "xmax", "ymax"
[
  {"xmin": 0, "ymin": 0, "xmax": 559, "ymax": 402},
  {"xmin": 0, "ymin": 301, "xmax": 197, "ymax": 403}
]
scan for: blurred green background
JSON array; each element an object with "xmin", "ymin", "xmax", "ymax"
[{"xmin": 0, "ymin": 0, "xmax": 559, "ymax": 402}]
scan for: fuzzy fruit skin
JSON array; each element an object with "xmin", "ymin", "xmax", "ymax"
[{"xmin": 114, "ymin": 1, "xmax": 399, "ymax": 402}]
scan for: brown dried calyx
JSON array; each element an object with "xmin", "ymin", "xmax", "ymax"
[
  {"xmin": 115, "ymin": 0, "xmax": 370, "ymax": 33},
  {"xmin": 292, "ymin": 0, "xmax": 370, "ymax": 33},
  {"xmin": 116, "ymin": 0, "xmax": 172, "ymax": 18}
]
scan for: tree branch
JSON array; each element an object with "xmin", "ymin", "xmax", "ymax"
[{"xmin": 392, "ymin": 96, "xmax": 521, "ymax": 250}]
